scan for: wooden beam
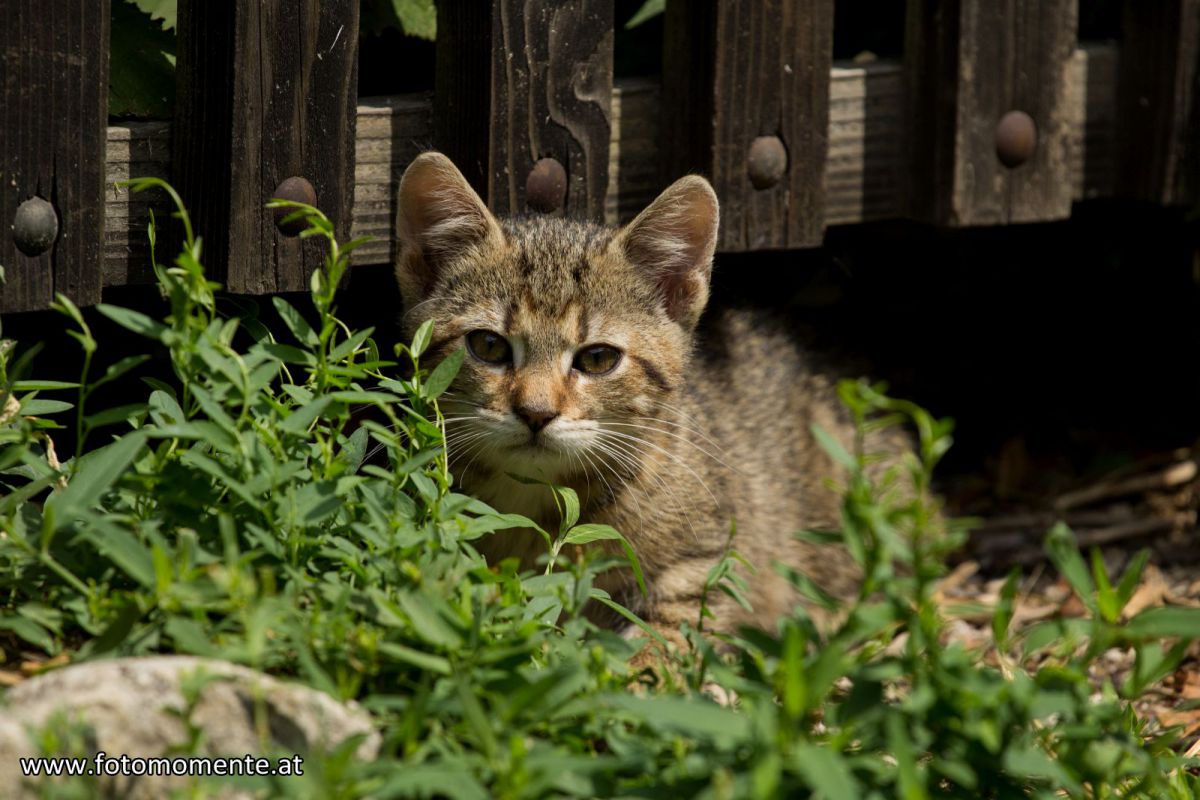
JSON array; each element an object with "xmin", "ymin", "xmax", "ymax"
[
  {"xmin": 905, "ymin": 0, "xmax": 1078, "ymax": 226},
  {"xmin": 100, "ymin": 47, "xmax": 1120, "ymax": 298},
  {"xmin": 1, "ymin": 0, "xmax": 109, "ymax": 314},
  {"xmin": 172, "ymin": 0, "xmax": 360, "ymax": 294},
  {"xmin": 663, "ymin": 0, "xmax": 835, "ymax": 250},
  {"xmin": 1117, "ymin": 0, "xmax": 1200, "ymax": 206},
  {"xmin": 435, "ymin": 0, "xmax": 614, "ymax": 220}
]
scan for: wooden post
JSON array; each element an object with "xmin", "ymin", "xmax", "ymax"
[
  {"xmin": 1117, "ymin": 0, "xmax": 1200, "ymax": 206},
  {"xmin": 172, "ymin": 0, "xmax": 360, "ymax": 294},
  {"xmin": 661, "ymin": 0, "xmax": 834, "ymax": 251},
  {"xmin": 1, "ymin": 0, "xmax": 110, "ymax": 314},
  {"xmin": 434, "ymin": 0, "xmax": 614, "ymax": 221},
  {"xmin": 905, "ymin": 0, "xmax": 1078, "ymax": 226}
]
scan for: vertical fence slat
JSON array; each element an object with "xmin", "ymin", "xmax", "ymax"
[
  {"xmin": 1, "ymin": 0, "xmax": 109, "ymax": 314},
  {"xmin": 435, "ymin": 0, "xmax": 614, "ymax": 220},
  {"xmin": 905, "ymin": 0, "xmax": 1078, "ymax": 226},
  {"xmin": 1117, "ymin": 0, "xmax": 1200, "ymax": 206},
  {"xmin": 662, "ymin": 0, "xmax": 834, "ymax": 251},
  {"xmin": 173, "ymin": 0, "xmax": 359, "ymax": 294}
]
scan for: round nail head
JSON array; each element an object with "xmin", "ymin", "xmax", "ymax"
[
  {"xmin": 747, "ymin": 136, "xmax": 788, "ymax": 190},
  {"xmin": 273, "ymin": 176, "xmax": 318, "ymax": 236},
  {"xmin": 995, "ymin": 111, "xmax": 1038, "ymax": 169},
  {"xmin": 12, "ymin": 196, "xmax": 59, "ymax": 257},
  {"xmin": 526, "ymin": 158, "xmax": 567, "ymax": 213}
]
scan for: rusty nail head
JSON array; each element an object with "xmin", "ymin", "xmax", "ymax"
[
  {"xmin": 273, "ymin": 176, "xmax": 318, "ymax": 236},
  {"xmin": 747, "ymin": 136, "xmax": 788, "ymax": 190},
  {"xmin": 12, "ymin": 197, "xmax": 59, "ymax": 257},
  {"xmin": 526, "ymin": 158, "xmax": 567, "ymax": 213},
  {"xmin": 995, "ymin": 111, "xmax": 1038, "ymax": 168}
]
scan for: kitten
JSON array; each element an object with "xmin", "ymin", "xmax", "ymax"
[{"xmin": 394, "ymin": 152, "xmax": 898, "ymax": 641}]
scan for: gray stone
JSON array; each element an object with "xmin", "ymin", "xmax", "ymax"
[{"xmin": 0, "ymin": 655, "xmax": 380, "ymax": 798}]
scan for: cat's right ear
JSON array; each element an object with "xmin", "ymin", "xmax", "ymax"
[{"xmin": 395, "ymin": 152, "xmax": 503, "ymax": 303}]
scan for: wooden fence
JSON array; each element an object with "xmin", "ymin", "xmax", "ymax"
[{"xmin": 2, "ymin": 1, "xmax": 1198, "ymax": 313}]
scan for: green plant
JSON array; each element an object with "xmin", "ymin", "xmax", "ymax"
[{"xmin": 1, "ymin": 185, "xmax": 1197, "ymax": 798}]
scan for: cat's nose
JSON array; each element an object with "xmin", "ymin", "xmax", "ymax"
[{"xmin": 515, "ymin": 404, "xmax": 559, "ymax": 433}]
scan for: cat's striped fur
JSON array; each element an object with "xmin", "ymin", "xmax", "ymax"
[{"xmin": 394, "ymin": 152, "xmax": 901, "ymax": 641}]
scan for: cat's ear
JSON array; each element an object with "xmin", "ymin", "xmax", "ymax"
[
  {"xmin": 613, "ymin": 175, "xmax": 719, "ymax": 328},
  {"xmin": 395, "ymin": 152, "xmax": 503, "ymax": 303}
]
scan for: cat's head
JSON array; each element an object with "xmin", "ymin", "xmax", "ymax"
[{"xmin": 394, "ymin": 152, "xmax": 718, "ymax": 484}]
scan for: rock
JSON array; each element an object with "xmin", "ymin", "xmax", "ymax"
[{"xmin": 0, "ymin": 655, "xmax": 380, "ymax": 799}]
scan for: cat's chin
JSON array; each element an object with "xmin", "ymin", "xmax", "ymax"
[{"xmin": 481, "ymin": 441, "xmax": 579, "ymax": 482}]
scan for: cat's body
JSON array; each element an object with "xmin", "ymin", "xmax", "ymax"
[
  {"xmin": 394, "ymin": 153, "xmax": 887, "ymax": 640},
  {"xmin": 471, "ymin": 303, "xmax": 863, "ymax": 634}
]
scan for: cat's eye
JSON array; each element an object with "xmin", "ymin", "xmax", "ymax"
[
  {"xmin": 466, "ymin": 330, "xmax": 512, "ymax": 365},
  {"xmin": 574, "ymin": 345, "xmax": 622, "ymax": 376}
]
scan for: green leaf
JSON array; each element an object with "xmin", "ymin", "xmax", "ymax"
[
  {"xmin": 1044, "ymin": 523, "xmax": 1095, "ymax": 613},
  {"xmin": 20, "ymin": 399, "xmax": 74, "ymax": 416},
  {"xmin": 565, "ymin": 523, "xmax": 648, "ymax": 597},
  {"xmin": 272, "ymin": 297, "xmax": 319, "ymax": 347},
  {"xmin": 258, "ymin": 342, "xmax": 316, "ymax": 365},
  {"xmin": 589, "ymin": 590, "xmax": 666, "ymax": 645},
  {"xmin": 84, "ymin": 403, "xmax": 148, "ymax": 430},
  {"xmin": 377, "ymin": 641, "xmax": 452, "ymax": 675},
  {"xmin": 1116, "ymin": 549, "xmax": 1150, "ymax": 612},
  {"xmin": 605, "ymin": 693, "xmax": 750, "ymax": 742},
  {"xmin": 411, "ymin": 319, "xmax": 434, "ymax": 358},
  {"xmin": 793, "ymin": 743, "xmax": 859, "ymax": 800},
  {"xmin": 128, "ymin": 0, "xmax": 176, "ymax": 30},
  {"xmin": 48, "ymin": 431, "xmax": 148, "ymax": 527},
  {"xmin": 109, "ymin": 1, "xmax": 176, "ymax": 118},
  {"xmin": 1003, "ymin": 746, "xmax": 1082, "ymax": 792},
  {"xmin": 165, "ymin": 617, "xmax": 221, "ymax": 657},
  {"xmin": 92, "ymin": 355, "xmax": 152, "ymax": 389},
  {"xmin": 810, "ymin": 423, "xmax": 855, "ymax": 469},
  {"xmin": 375, "ymin": 765, "xmax": 489, "ymax": 800},
  {"xmin": 423, "ymin": 348, "xmax": 464, "ymax": 399},
  {"xmin": 96, "ymin": 303, "xmax": 169, "ymax": 340},
  {"xmin": 0, "ymin": 614, "xmax": 55, "ymax": 652},
  {"xmin": 280, "ymin": 396, "xmax": 334, "ymax": 435},
  {"xmin": 992, "ymin": 568, "xmax": 1020, "ymax": 647},
  {"xmin": 11, "ymin": 381, "xmax": 78, "ymax": 391},
  {"xmin": 394, "ymin": 590, "xmax": 464, "ymax": 648},
  {"xmin": 625, "ymin": 0, "xmax": 664, "ymax": 29},
  {"xmin": 77, "ymin": 519, "xmax": 156, "ymax": 589},
  {"xmin": 563, "ymin": 523, "xmax": 623, "ymax": 546},
  {"xmin": 1124, "ymin": 639, "xmax": 1191, "ymax": 697},
  {"xmin": 1124, "ymin": 606, "xmax": 1200, "ymax": 639},
  {"xmin": 360, "ymin": 0, "xmax": 437, "ymax": 40},
  {"xmin": 329, "ymin": 327, "xmax": 376, "ymax": 363},
  {"xmin": 147, "ymin": 389, "xmax": 186, "ymax": 425},
  {"xmin": 393, "ymin": 0, "xmax": 436, "ymax": 38},
  {"xmin": 147, "ymin": 421, "xmax": 238, "ymax": 453}
]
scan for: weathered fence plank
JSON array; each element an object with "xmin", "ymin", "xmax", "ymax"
[
  {"xmin": 435, "ymin": 0, "xmax": 614, "ymax": 220},
  {"xmin": 102, "ymin": 47, "xmax": 1120, "ymax": 290},
  {"xmin": 173, "ymin": 0, "xmax": 359, "ymax": 294},
  {"xmin": 905, "ymin": 0, "xmax": 1078, "ymax": 226},
  {"xmin": 663, "ymin": 0, "xmax": 835, "ymax": 251},
  {"xmin": 1117, "ymin": 0, "xmax": 1200, "ymax": 206},
  {"xmin": 1, "ymin": 0, "xmax": 109, "ymax": 314}
]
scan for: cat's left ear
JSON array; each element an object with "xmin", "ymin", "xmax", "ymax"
[{"xmin": 612, "ymin": 175, "xmax": 719, "ymax": 329}]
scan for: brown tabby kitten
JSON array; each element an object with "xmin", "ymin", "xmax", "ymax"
[{"xmin": 394, "ymin": 152, "xmax": 889, "ymax": 642}]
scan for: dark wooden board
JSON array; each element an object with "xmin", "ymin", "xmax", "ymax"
[
  {"xmin": 0, "ymin": 0, "xmax": 110, "ymax": 313},
  {"xmin": 173, "ymin": 0, "xmax": 359, "ymax": 294},
  {"xmin": 663, "ymin": 0, "xmax": 834, "ymax": 251},
  {"xmin": 1117, "ymin": 0, "xmax": 1200, "ymax": 206},
  {"xmin": 905, "ymin": 0, "xmax": 1078, "ymax": 226},
  {"xmin": 434, "ymin": 0, "xmax": 614, "ymax": 220}
]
